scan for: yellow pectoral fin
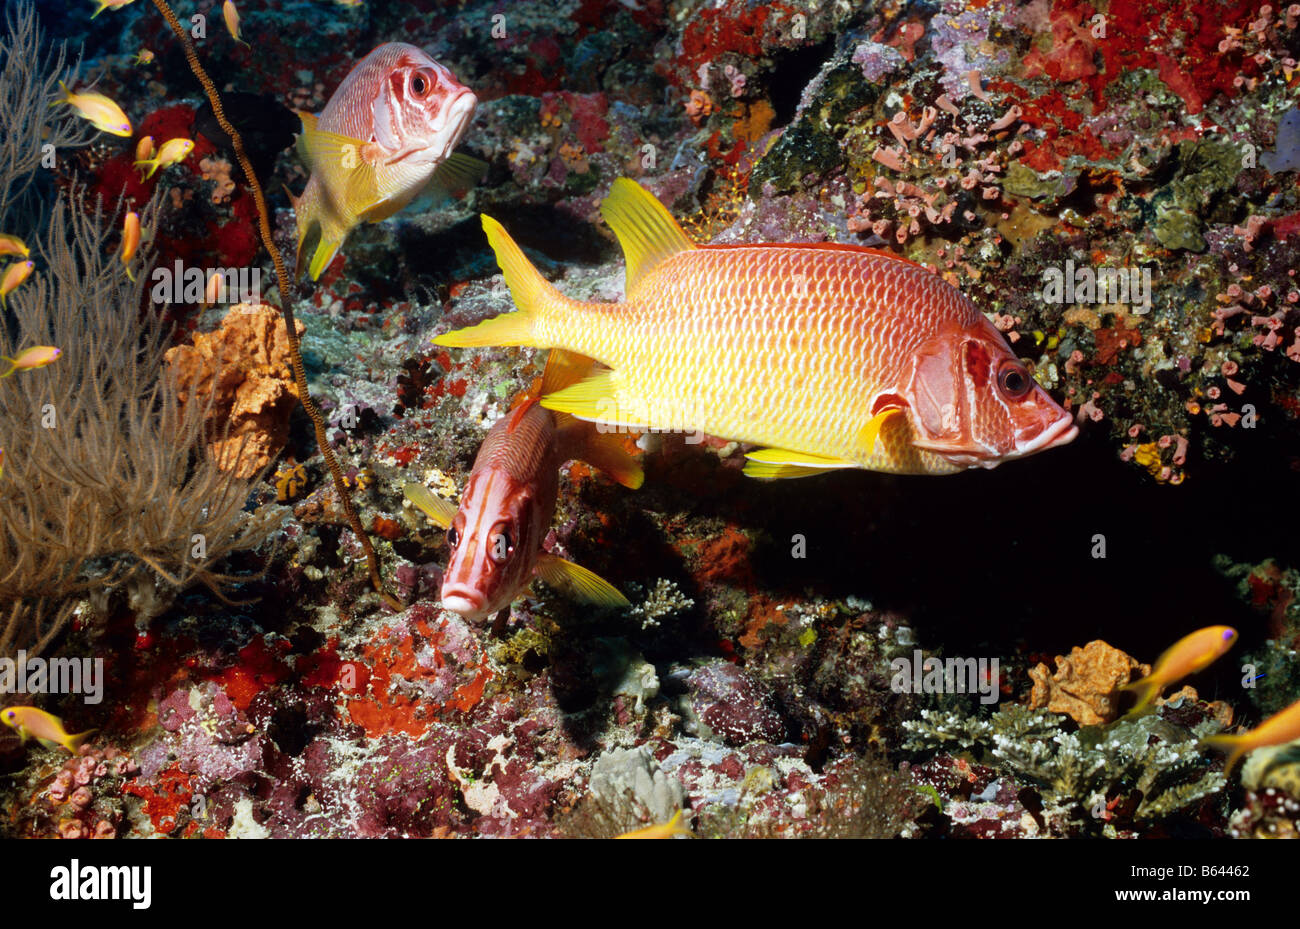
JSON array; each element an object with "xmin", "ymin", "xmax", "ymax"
[
  {"xmin": 856, "ymin": 408, "xmax": 905, "ymax": 458},
  {"xmin": 428, "ymin": 152, "xmax": 489, "ymax": 194},
  {"xmin": 299, "ymin": 120, "xmax": 381, "ymax": 211},
  {"xmin": 403, "ymin": 482, "xmax": 457, "ymax": 529},
  {"xmin": 534, "ymin": 553, "xmax": 630, "ymax": 608}
]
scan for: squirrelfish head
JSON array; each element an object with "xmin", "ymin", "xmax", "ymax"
[
  {"xmin": 370, "ymin": 43, "xmax": 477, "ymax": 167},
  {"xmin": 900, "ymin": 316, "xmax": 1077, "ymax": 468},
  {"xmin": 439, "ymin": 467, "xmax": 540, "ymax": 622}
]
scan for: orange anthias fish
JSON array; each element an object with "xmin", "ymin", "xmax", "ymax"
[
  {"xmin": 1, "ymin": 706, "xmax": 96, "ymax": 753},
  {"xmin": 134, "ymin": 137, "xmax": 195, "ymax": 180},
  {"xmin": 615, "ymin": 810, "xmax": 693, "ymax": 839},
  {"xmin": 404, "ymin": 351, "xmax": 642, "ymax": 622},
  {"xmin": 1202, "ymin": 696, "xmax": 1300, "ymax": 778},
  {"xmin": 120, "ymin": 211, "xmax": 141, "ymax": 280},
  {"xmin": 52, "ymin": 82, "xmax": 132, "ymax": 137},
  {"xmin": 0, "ymin": 260, "xmax": 34, "ymax": 309},
  {"xmin": 433, "ymin": 179, "xmax": 1078, "ymax": 478},
  {"xmin": 1, "ymin": 345, "xmax": 62, "ymax": 377},
  {"xmin": 1119, "ymin": 625, "xmax": 1238, "ymax": 714},
  {"xmin": 291, "ymin": 42, "xmax": 483, "ymax": 280}
]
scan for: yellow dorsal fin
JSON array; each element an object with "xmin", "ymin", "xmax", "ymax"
[
  {"xmin": 599, "ymin": 178, "xmax": 697, "ymax": 297},
  {"xmin": 534, "ymin": 552, "xmax": 629, "ymax": 608},
  {"xmin": 403, "ymin": 482, "xmax": 457, "ymax": 529}
]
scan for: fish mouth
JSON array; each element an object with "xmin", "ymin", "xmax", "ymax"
[
  {"xmin": 1016, "ymin": 414, "xmax": 1079, "ymax": 457},
  {"xmin": 424, "ymin": 91, "xmax": 476, "ymax": 163},
  {"xmin": 440, "ymin": 585, "xmax": 488, "ymax": 620}
]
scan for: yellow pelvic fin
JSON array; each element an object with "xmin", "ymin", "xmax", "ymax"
[
  {"xmin": 857, "ymin": 408, "xmax": 905, "ymax": 458},
  {"xmin": 534, "ymin": 552, "xmax": 630, "ymax": 608},
  {"xmin": 403, "ymin": 482, "xmax": 457, "ymax": 529},
  {"xmin": 600, "ymin": 178, "xmax": 697, "ymax": 297},
  {"xmin": 744, "ymin": 447, "xmax": 858, "ymax": 467},
  {"xmin": 743, "ymin": 460, "xmax": 841, "ymax": 480}
]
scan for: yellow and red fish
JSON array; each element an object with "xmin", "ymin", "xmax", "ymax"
[
  {"xmin": 0, "ymin": 260, "xmax": 34, "ymax": 309},
  {"xmin": 223, "ymin": 0, "xmax": 250, "ymax": 48},
  {"xmin": 91, "ymin": 0, "xmax": 136, "ymax": 17},
  {"xmin": 1118, "ymin": 625, "xmax": 1238, "ymax": 714},
  {"xmin": 0, "ymin": 345, "xmax": 62, "ymax": 378},
  {"xmin": 0, "ymin": 233, "xmax": 29, "ymax": 259},
  {"xmin": 120, "ymin": 211, "xmax": 141, "ymax": 280},
  {"xmin": 52, "ymin": 82, "xmax": 132, "ymax": 137},
  {"xmin": 433, "ymin": 179, "xmax": 1077, "ymax": 478},
  {"xmin": 134, "ymin": 137, "xmax": 195, "ymax": 180},
  {"xmin": 291, "ymin": 42, "xmax": 483, "ymax": 280},
  {"xmin": 615, "ymin": 810, "xmax": 693, "ymax": 839},
  {"xmin": 1202, "ymin": 697, "xmax": 1300, "ymax": 778},
  {"xmin": 1, "ymin": 706, "xmax": 95, "ymax": 753},
  {"xmin": 404, "ymin": 351, "xmax": 641, "ymax": 622}
]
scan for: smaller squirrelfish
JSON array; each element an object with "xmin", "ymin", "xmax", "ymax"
[
  {"xmin": 52, "ymin": 82, "xmax": 131, "ymax": 137},
  {"xmin": 404, "ymin": 350, "xmax": 642, "ymax": 622},
  {"xmin": 134, "ymin": 137, "xmax": 195, "ymax": 180},
  {"xmin": 91, "ymin": 0, "xmax": 136, "ymax": 18},
  {"xmin": 1, "ymin": 345, "xmax": 62, "ymax": 378},
  {"xmin": 120, "ymin": 211, "xmax": 141, "ymax": 280},
  {"xmin": 0, "ymin": 233, "xmax": 29, "ymax": 259},
  {"xmin": 292, "ymin": 42, "xmax": 483, "ymax": 280},
  {"xmin": 1, "ymin": 706, "xmax": 96, "ymax": 753},
  {"xmin": 0, "ymin": 260, "xmax": 34, "ymax": 309},
  {"xmin": 615, "ymin": 810, "xmax": 693, "ymax": 839},
  {"xmin": 1202, "ymin": 697, "xmax": 1300, "ymax": 777},
  {"xmin": 223, "ymin": 1, "xmax": 250, "ymax": 47},
  {"xmin": 1120, "ymin": 625, "xmax": 1238, "ymax": 714}
]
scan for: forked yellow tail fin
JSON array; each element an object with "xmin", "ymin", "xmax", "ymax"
[{"xmin": 431, "ymin": 215, "xmax": 555, "ymax": 348}]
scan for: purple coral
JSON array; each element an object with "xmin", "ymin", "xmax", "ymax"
[{"xmin": 686, "ymin": 660, "xmax": 786, "ymax": 746}]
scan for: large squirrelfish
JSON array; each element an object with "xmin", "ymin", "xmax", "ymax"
[
  {"xmin": 404, "ymin": 351, "xmax": 642, "ymax": 622},
  {"xmin": 434, "ymin": 179, "xmax": 1078, "ymax": 477},
  {"xmin": 291, "ymin": 42, "xmax": 482, "ymax": 280}
]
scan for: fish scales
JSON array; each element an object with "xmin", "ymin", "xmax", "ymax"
[{"xmin": 535, "ymin": 246, "xmax": 969, "ymax": 473}]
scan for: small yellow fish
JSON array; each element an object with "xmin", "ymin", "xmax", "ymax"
[
  {"xmin": 1202, "ymin": 697, "xmax": 1300, "ymax": 778},
  {"xmin": 223, "ymin": 1, "xmax": 250, "ymax": 48},
  {"xmin": 0, "ymin": 260, "xmax": 34, "ymax": 309},
  {"xmin": 1, "ymin": 706, "xmax": 96, "ymax": 753},
  {"xmin": 0, "ymin": 233, "xmax": 29, "ymax": 259},
  {"xmin": 133, "ymin": 48, "xmax": 155, "ymax": 66},
  {"xmin": 134, "ymin": 137, "xmax": 195, "ymax": 180},
  {"xmin": 135, "ymin": 134, "xmax": 155, "ymax": 165},
  {"xmin": 91, "ymin": 0, "xmax": 136, "ymax": 17},
  {"xmin": 0, "ymin": 345, "xmax": 62, "ymax": 378},
  {"xmin": 121, "ymin": 211, "xmax": 141, "ymax": 281},
  {"xmin": 52, "ymin": 81, "xmax": 132, "ymax": 137},
  {"xmin": 1119, "ymin": 625, "xmax": 1238, "ymax": 714},
  {"xmin": 615, "ymin": 810, "xmax": 692, "ymax": 839}
]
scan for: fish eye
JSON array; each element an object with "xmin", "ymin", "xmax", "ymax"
[
  {"xmin": 997, "ymin": 362, "xmax": 1032, "ymax": 400},
  {"xmin": 446, "ymin": 527, "xmax": 459, "ymax": 547},
  {"xmin": 411, "ymin": 70, "xmax": 433, "ymax": 97}
]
